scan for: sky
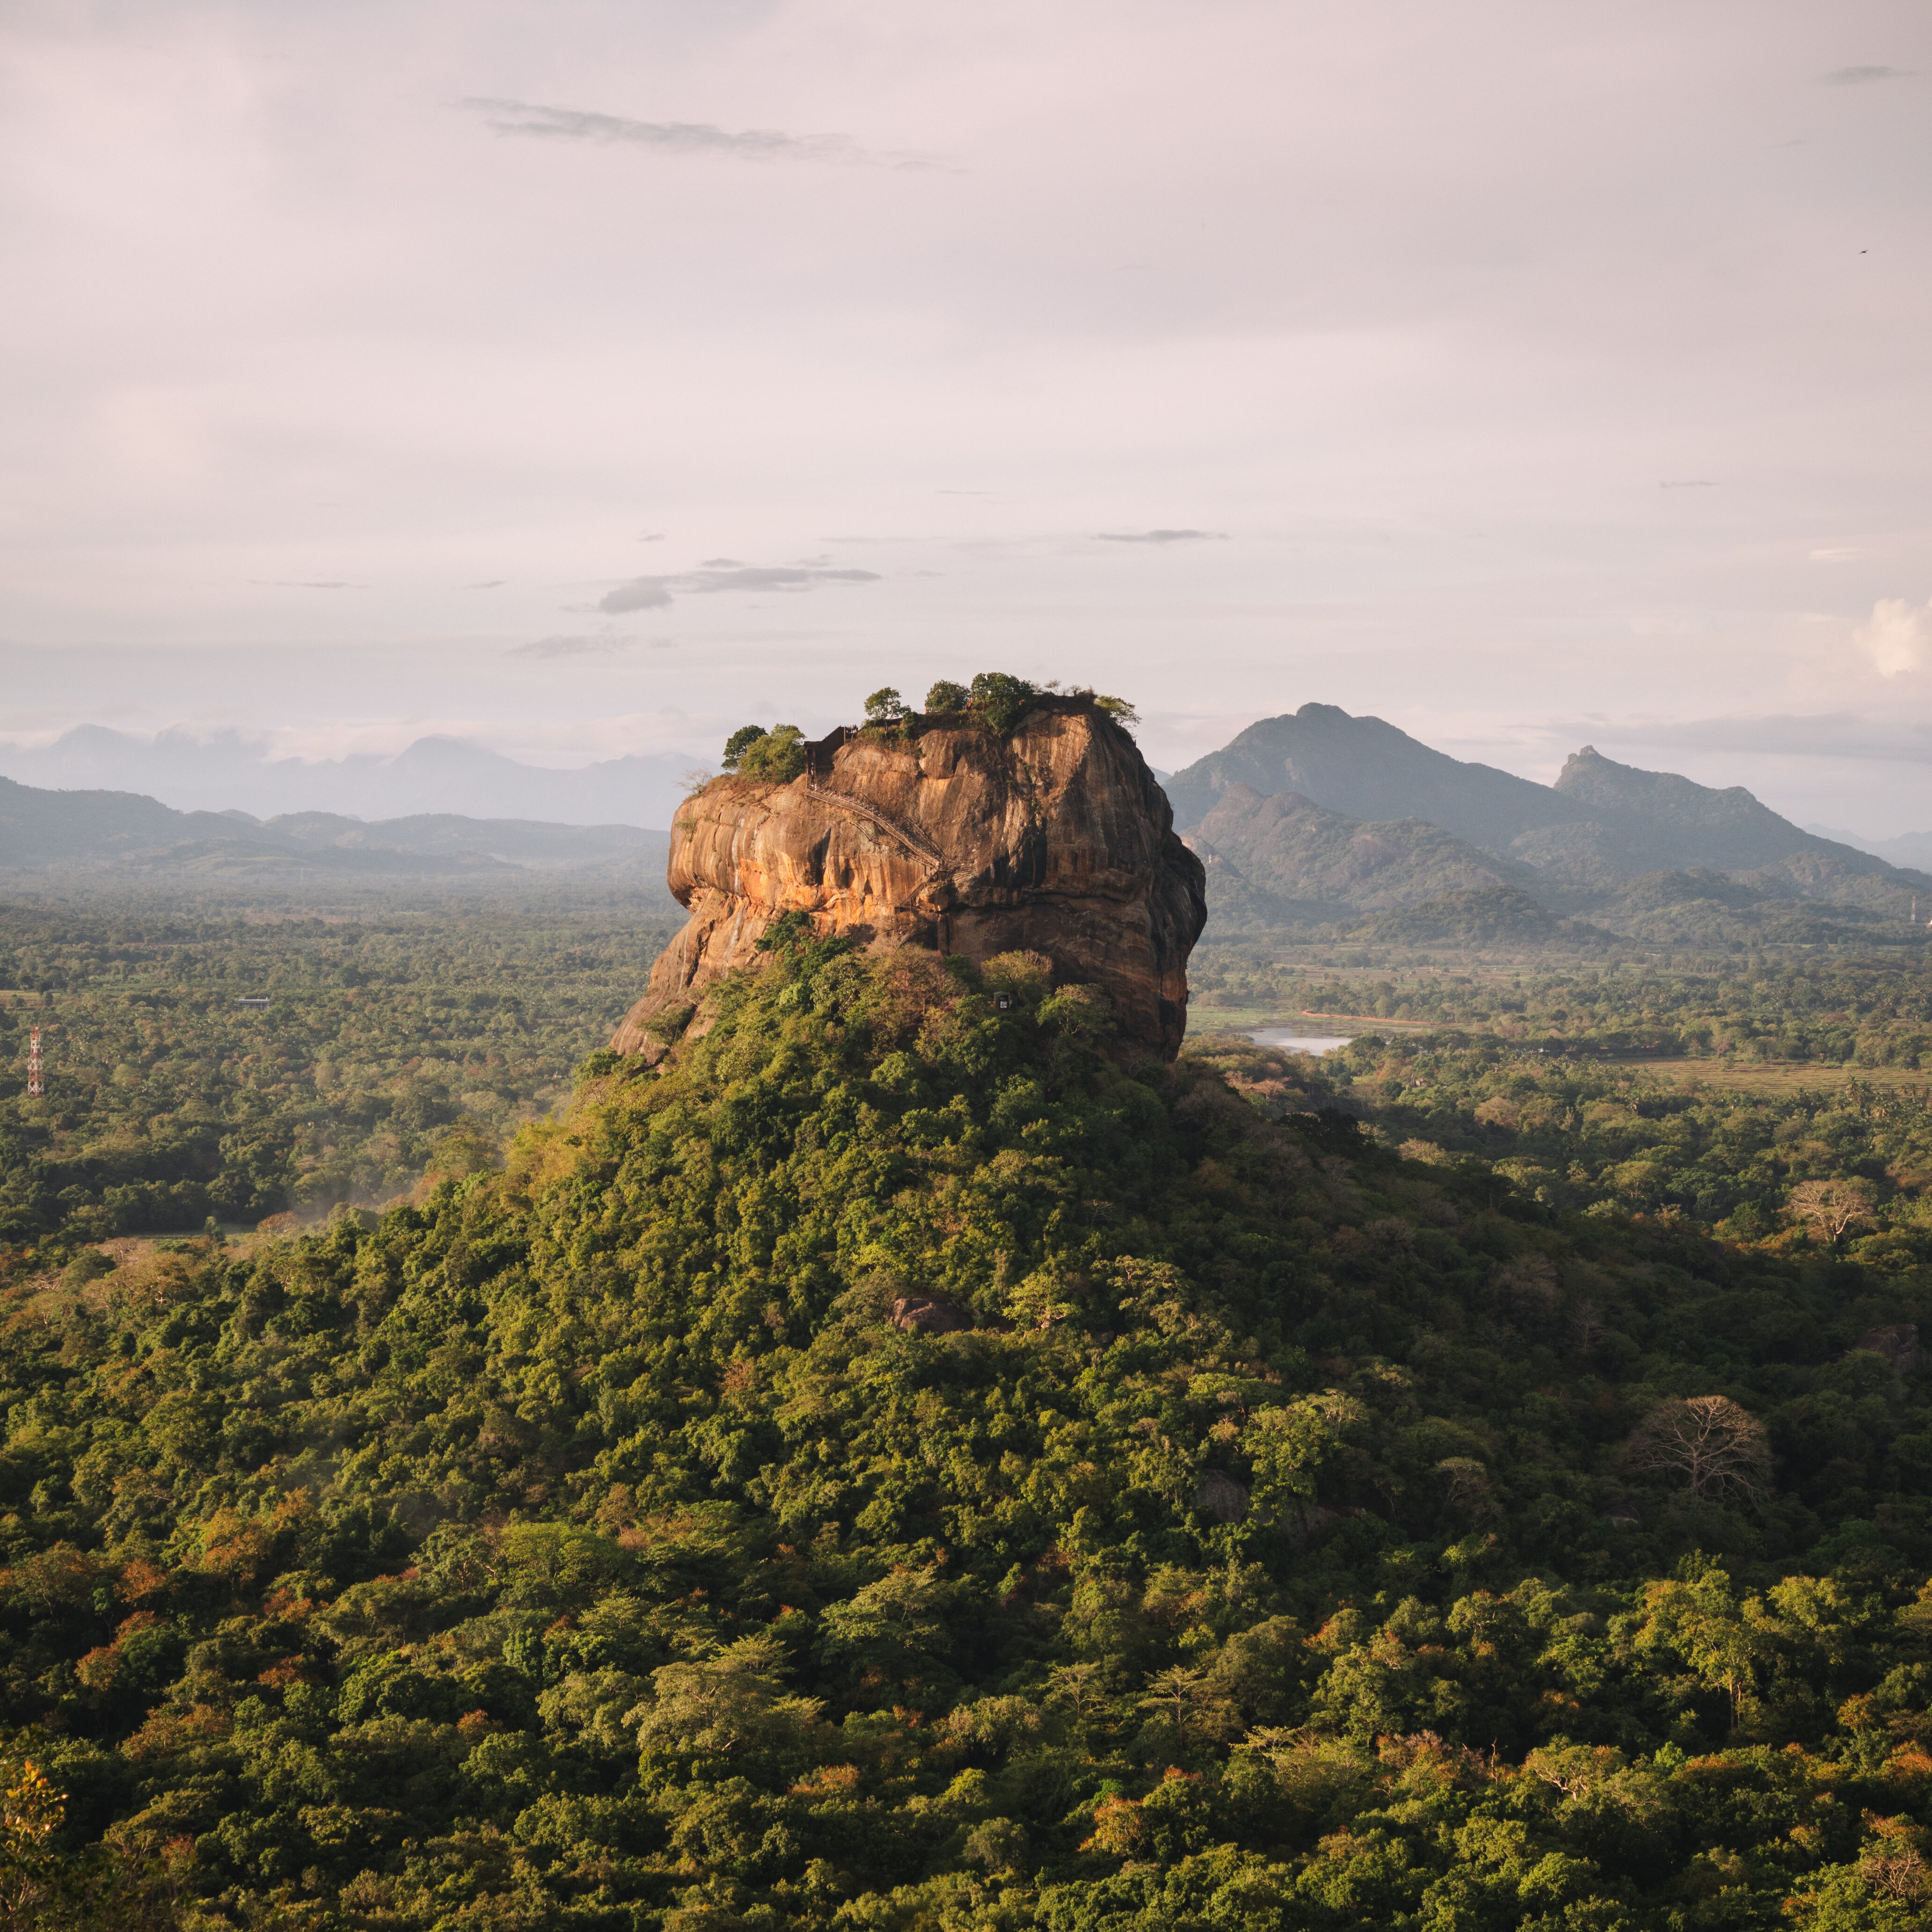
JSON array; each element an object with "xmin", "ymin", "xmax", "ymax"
[{"xmin": 3, "ymin": 0, "xmax": 1930, "ymax": 832}]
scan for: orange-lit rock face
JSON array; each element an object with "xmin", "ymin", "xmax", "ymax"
[{"xmin": 612, "ymin": 701, "xmax": 1208, "ymax": 1059}]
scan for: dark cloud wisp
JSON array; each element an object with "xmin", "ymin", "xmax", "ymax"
[
  {"xmin": 459, "ymin": 98, "xmax": 932, "ymax": 168},
  {"xmin": 1823, "ymin": 66, "xmax": 1913, "ymax": 85},
  {"xmin": 1093, "ymin": 528, "xmax": 1227, "ymax": 544},
  {"xmin": 596, "ymin": 564, "xmax": 881, "ymax": 615}
]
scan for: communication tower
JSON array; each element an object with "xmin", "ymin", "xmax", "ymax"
[{"xmin": 27, "ymin": 1025, "xmax": 44, "ymax": 1098}]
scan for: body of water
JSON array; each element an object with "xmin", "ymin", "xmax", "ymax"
[{"xmin": 1248, "ymin": 1028, "xmax": 1354, "ymax": 1055}]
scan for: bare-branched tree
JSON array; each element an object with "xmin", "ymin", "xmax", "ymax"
[
  {"xmin": 1786, "ymin": 1178, "xmax": 1877, "ymax": 1245},
  {"xmin": 1434, "ymin": 1457, "xmax": 1499, "ymax": 1523},
  {"xmin": 1623, "ymin": 1396, "xmax": 1772, "ymax": 1508}
]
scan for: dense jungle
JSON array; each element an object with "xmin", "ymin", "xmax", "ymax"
[{"xmin": 3, "ymin": 892, "xmax": 1932, "ymax": 1928}]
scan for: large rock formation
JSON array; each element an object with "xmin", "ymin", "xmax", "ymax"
[{"xmin": 612, "ymin": 698, "xmax": 1207, "ymax": 1059}]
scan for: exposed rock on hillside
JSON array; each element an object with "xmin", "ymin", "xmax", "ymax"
[{"xmin": 613, "ymin": 698, "xmax": 1207, "ymax": 1059}]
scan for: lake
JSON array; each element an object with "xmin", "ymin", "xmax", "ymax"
[{"xmin": 1248, "ymin": 1028, "xmax": 1354, "ymax": 1055}]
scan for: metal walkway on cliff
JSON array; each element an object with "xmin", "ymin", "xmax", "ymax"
[
  {"xmin": 802, "ymin": 728, "xmax": 945, "ymax": 868},
  {"xmin": 801, "ymin": 779, "xmax": 945, "ymax": 866}
]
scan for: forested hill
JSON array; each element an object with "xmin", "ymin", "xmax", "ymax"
[
  {"xmin": 1163, "ymin": 706, "xmax": 1925, "ymax": 942},
  {"xmin": 1163, "ymin": 704, "xmax": 1910, "ymax": 891},
  {"xmin": 7, "ymin": 933, "xmax": 1932, "ymax": 1928}
]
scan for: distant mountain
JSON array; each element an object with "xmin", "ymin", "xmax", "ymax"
[
  {"xmin": 1806, "ymin": 822, "xmax": 1932, "ymax": 872},
  {"xmin": 258, "ymin": 812, "xmax": 664, "ymax": 867},
  {"xmin": 0, "ymin": 776, "xmax": 674, "ymax": 897},
  {"xmin": 0, "ymin": 777, "xmax": 258, "ymax": 865},
  {"xmin": 1164, "ymin": 703, "xmax": 1579, "ymax": 848},
  {"xmin": 1549, "ymin": 747, "xmax": 1890, "ymax": 875},
  {"xmin": 0, "ymin": 726, "xmax": 700, "ymax": 829},
  {"xmin": 1164, "ymin": 704, "xmax": 1917, "ymax": 910},
  {"xmin": 1163, "ymin": 707, "xmax": 1932, "ymax": 950}
]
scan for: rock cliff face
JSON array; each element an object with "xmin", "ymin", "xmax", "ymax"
[{"xmin": 612, "ymin": 699, "xmax": 1207, "ymax": 1059}]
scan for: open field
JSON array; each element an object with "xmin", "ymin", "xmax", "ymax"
[
  {"xmin": 1619, "ymin": 1055, "xmax": 1932, "ymax": 1096},
  {"xmin": 1186, "ymin": 1003, "xmax": 1437, "ymax": 1035},
  {"xmin": 1187, "ymin": 1003, "xmax": 1931, "ymax": 1100}
]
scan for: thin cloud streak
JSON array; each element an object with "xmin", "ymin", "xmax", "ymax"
[{"xmin": 457, "ymin": 97, "xmax": 939, "ymax": 169}]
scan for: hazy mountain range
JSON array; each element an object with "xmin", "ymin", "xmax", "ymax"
[
  {"xmin": 0, "ymin": 726, "xmax": 699, "ymax": 829},
  {"xmin": 0, "ymin": 777, "xmax": 673, "ymax": 890},
  {"xmin": 7, "ymin": 703, "xmax": 1930, "ymax": 949},
  {"xmin": 1805, "ymin": 823, "xmax": 1932, "ymax": 871}
]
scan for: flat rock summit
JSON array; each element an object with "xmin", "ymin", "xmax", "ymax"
[{"xmin": 613, "ymin": 695, "xmax": 1207, "ymax": 1059}]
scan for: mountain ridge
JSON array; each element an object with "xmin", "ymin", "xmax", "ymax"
[
  {"xmin": 0, "ymin": 773, "xmax": 673, "ymax": 880},
  {"xmin": 1163, "ymin": 704, "xmax": 1924, "ymax": 925},
  {"xmin": 0, "ymin": 725, "xmax": 696, "ymax": 828}
]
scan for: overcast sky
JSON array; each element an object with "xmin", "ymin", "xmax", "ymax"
[{"xmin": 3, "ymin": 0, "xmax": 1930, "ymax": 829}]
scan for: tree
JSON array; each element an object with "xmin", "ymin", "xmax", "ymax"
[
  {"xmin": 1632, "ymin": 1566, "xmax": 1774, "ymax": 1732},
  {"xmin": 1244, "ymin": 1391, "xmax": 1365, "ymax": 1529},
  {"xmin": 1786, "ymin": 1178, "xmax": 1877, "ymax": 1245},
  {"xmin": 1045, "ymin": 1661, "xmax": 1107, "ymax": 1718},
  {"xmin": 721, "ymin": 725, "xmax": 768, "ymax": 771},
  {"xmin": 863, "ymin": 687, "xmax": 907, "ymax": 725},
  {"xmin": 967, "ymin": 672, "xmax": 1037, "ymax": 733},
  {"xmin": 0, "ymin": 1756, "xmax": 65, "ymax": 1926},
  {"xmin": 1135, "ymin": 1664, "xmax": 1231, "ymax": 1748},
  {"xmin": 737, "ymin": 724, "xmax": 806, "ymax": 783},
  {"xmin": 923, "ymin": 680, "xmax": 968, "ymax": 712},
  {"xmin": 1435, "ymin": 1456, "xmax": 1498, "ymax": 1523},
  {"xmin": 627, "ymin": 1633, "xmax": 829, "ymax": 1787},
  {"xmin": 1624, "ymin": 1396, "xmax": 1772, "ymax": 1508},
  {"xmin": 816, "ymin": 1568, "xmax": 951, "ymax": 1686}
]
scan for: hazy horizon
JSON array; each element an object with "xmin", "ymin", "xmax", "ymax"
[{"xmin": 4, "ymin": 1, "xmax": 1929, "ymax": 832}]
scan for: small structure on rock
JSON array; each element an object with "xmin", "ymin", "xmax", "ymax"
[{"xmin": 612, "ymin": 692, "xmax": 1207, "ymax": 1060}]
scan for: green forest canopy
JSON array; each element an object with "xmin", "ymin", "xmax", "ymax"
[{"xmin": 3, "ymin": 919, "xmax": 1932, "ymax": 1926}]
